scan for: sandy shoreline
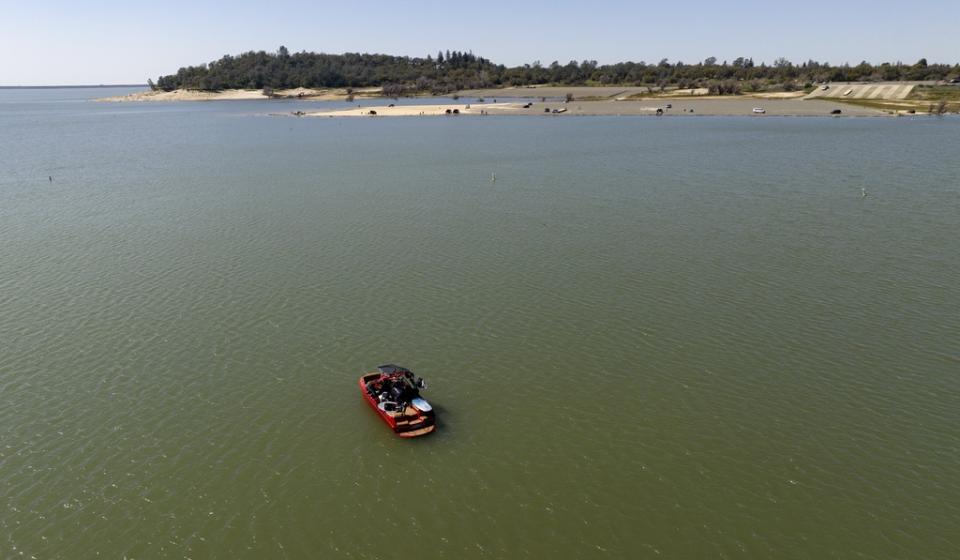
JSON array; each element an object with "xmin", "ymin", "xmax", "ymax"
[
  {"xmin": 300, "ymin": 98, "xmax": 890, "ymax": 118},
  {"xmin": 96, "ymin": 87, "xmax": 378, "ymax": 102},
  {"xmin": 97, "ymin": 81, "xmax": 953, "ymax": 117},
  {"xmin": 97, "ymin": 87, "xmax": 938, "ymax": 117}
]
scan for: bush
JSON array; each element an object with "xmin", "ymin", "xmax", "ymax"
[
  {"xmin": 708, "ymin": 80, "xmax": 742, "ymax": 95},
  {"xmin": 382, "ymin": 83, "xmax": 405, "ymax": 99}
]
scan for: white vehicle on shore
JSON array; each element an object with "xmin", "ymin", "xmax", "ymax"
[{"xmin": 752, "ymin": 107, "xmax": 766, "ymax": 114}]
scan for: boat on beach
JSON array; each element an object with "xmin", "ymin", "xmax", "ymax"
[{"xmin": 359, "ymin": 365, "xmax": 436, "ymax": 437}]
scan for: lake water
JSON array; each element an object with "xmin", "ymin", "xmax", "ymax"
[{"xmin": 1, "ymin": 88, "xmax": 958, "ymax": 559}]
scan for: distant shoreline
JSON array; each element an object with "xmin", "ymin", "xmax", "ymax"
[
  {"xmin": 92, "ymin": 82, "xmax": 958, "ymax": 115},
  {"xmin": 0, "ymin": 84, "xmax": 147, "ymax": 89},
  {"xmin": 88, "ymin": 83, "xmax": 960, "ymax": 117}
]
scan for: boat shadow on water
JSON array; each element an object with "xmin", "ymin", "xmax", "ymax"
[{"xmin": 424, "ymin": 404, "xmax": 451, "ymax": 435}]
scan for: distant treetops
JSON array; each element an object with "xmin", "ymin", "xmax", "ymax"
[{"xmin": 151, "ymin": 47, "xmax": 960, "ymax": 94}]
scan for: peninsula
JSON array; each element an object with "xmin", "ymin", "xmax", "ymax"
[{"xmin": 99, "ymin": 48, "xmax": 960, "ymax": 115}]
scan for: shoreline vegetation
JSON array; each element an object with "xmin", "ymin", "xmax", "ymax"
[
  {"xmin": 98, "ymin": 47, "xmax": 960, "ymax": 115},
  {"xmin": 148, "ymin": 47, "xmax": 959, "ymax": 94}
]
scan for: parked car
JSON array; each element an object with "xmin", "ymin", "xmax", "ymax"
[{"xmin": 752, "ymin": 107, "xmax": 766, "ymax": 114}]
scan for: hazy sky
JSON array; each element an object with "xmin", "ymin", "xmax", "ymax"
[{"xmin": 1, "ymin": 0, "xmax": 957, "ymax": 85}]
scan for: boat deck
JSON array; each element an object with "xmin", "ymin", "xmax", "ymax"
[
  {"xmin": 392, "ymin": 406, "xmax": 424, "ymax": 426},
  {"xmin": 398, "ymin": 425, "xmax": 436, "ymax": 438}
]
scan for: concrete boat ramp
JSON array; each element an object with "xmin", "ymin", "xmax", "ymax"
[{"xmin": 805, "ymin": 83, "xmax": 916, "ymax": 100}]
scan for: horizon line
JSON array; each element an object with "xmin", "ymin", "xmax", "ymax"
[{"xmin": 0, "ymin": 84, "xmax": 147, "ymax": 89}]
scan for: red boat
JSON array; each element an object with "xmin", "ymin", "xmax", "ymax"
[{"xmin": 359, "ymin": 364, "xmax": 435, "ymax": 437}]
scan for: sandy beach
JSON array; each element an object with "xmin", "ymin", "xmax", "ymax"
[
  {"xmin": 302, "ymin": 97, "xmax": 888, "ymax": 118},
  {"xmin": 457, "ymin": 85, "xmax": 654, "ymax": 99},
  {"xmin": 458, "ymin": 85, "xmax": 718, "ymax": 99},
  {"xmin": 96, "ymin": 87, "xmax": 378, "ymax": 102}
]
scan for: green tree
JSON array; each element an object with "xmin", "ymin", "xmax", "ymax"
[{"xmin": 151, "ymin": 50, "xmax": 958, "ymax": 94}]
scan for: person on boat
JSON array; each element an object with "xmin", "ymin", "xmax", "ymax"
[{"xmin": 388, "ymin": 382, "xmax": 404, "ymax": 403}]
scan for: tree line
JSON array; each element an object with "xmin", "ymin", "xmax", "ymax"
[{"xmin": 152, "ymin": 48, "xmax": 960, "ymax": 94}]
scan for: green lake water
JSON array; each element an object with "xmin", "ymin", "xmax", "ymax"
[{"xmin": 1, "ymin": 88, "xmax": 958, "ymax": 558}]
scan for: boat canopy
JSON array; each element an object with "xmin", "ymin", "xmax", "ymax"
[{"xmin": 377, "ymin": 364, "xmax": 412, "ymax": 376}]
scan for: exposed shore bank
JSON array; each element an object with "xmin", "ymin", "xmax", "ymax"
[
  {"xmin": 300, "ymin": 98, "xmax": 891, "ymax": 118},
  {"xmin": 98, "ymin": 87, "xmax": 952, "ymax": 117},
  {"xmin": 96, "ymin": 87, "xmax": 379, "ymax": 102}
]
